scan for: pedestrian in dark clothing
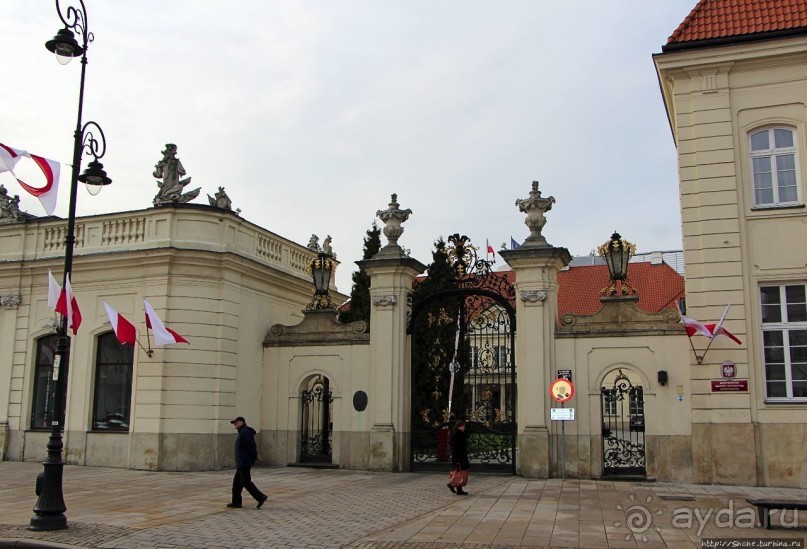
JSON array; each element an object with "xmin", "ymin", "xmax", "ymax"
[
  {"xmin": 447, "ymin": 420, "xmax": 470, "ymax": 496},
  {"xmin": 227, "ymin": 416, "xmax": 268, "ymax": 509}
]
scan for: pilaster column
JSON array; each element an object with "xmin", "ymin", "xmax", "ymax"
[{"xmin": 356, "ymin": 256, "xmax": 426, "ymax": 472}]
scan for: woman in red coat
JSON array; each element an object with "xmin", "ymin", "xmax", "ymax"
[{"xmin": 447, "ymin": 420, "xmax": 470, "ymax": 495}]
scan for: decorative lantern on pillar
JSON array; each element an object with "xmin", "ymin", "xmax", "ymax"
[
  {"xmin": 597, "ymin": 231, "xmax": 637, "ymax": 297},
  {"xmin": 307, "ymin": 251, "xmax": 336, "ymax": 309}
]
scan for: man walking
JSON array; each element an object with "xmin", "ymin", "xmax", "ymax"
[{"xmin": 227, "ymin": 416, "xmax": 268, "ymax": 509}]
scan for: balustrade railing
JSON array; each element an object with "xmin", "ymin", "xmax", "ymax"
[{"xmin": 0, "ymin": 208, "xmax": 320, "ymax": 282}]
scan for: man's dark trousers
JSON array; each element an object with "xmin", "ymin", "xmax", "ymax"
[{"xmin": 232, "ymin": 465, "xmax": 266, "ymax": 506}]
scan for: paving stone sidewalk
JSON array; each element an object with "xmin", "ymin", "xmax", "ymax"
[{"xmin": 1, "ymin": 462, "xmax": 806, "ymax": 548}]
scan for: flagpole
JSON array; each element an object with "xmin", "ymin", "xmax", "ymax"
[
  {"xmin": 687, "ymin": 334, "xmax": 703, "ymax": 365},
  {"xmin": 136, "ymin": 338, "xmax": 153, "ymax": 358}
]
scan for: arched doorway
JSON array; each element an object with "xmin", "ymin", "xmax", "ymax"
[
  {"xmin": 600, "ymin": 368, "xmax": 646, "ymax": 476},
  {"xmin": 299, "ymin": 374, "xmax": 333, "ymax": 464}
]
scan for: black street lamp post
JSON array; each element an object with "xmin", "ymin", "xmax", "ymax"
[{"xmin": 30, "ymin": 0, "xmax": 111, "ymax": 531}]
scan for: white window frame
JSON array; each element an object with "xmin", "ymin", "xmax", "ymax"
[
  {"xmin": 749, "ymin": 127, "xmax": 801, "ymax": 208},
  {"xmin": 760, "ymin": 283, "xmax": 807, "ymax": 402}
]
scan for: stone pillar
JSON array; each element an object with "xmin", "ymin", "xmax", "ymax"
[
  {"xmin": 356, "ymin": 257, "xmax": 425, "ymax": 472},
  {"xmin": 499, "ymin": 181, "xmax": 571, "ymax": 478},
  {"xmin": 356, "ymin": 193, "xmax": 425, "ymax": 472}
]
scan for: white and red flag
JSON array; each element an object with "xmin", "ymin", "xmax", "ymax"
[
  {"xmin": 706, "ymin": 303, "xmax": 742, "ymax": 345},
  {"xmin": 486, "ymin": 239, "xmax": 496, "ymax": 263},
  {"xmin": 677, "ymin": 301, "xmax": 712, "ymax": 338},
  {"xmin": 0, "ymin": 142, "xmax": 27, "ymax": 174},
  {"xmin": 144, "ymin": 299, "xmax": 189, "ymax": 346},
  {"xmin": 55, "ymin": 274, "xmax": 82, "ymax": 335},
  {"xmin": 103, "ymin": 302, "xmax": 137, "ymax": 346},
  {"xmin": 47, "ymin": 270, "xmax": 61, "ymax": 311},
  {"xmin": 15, "ymin": 153, "xmax": 60, "ymax": 216}
]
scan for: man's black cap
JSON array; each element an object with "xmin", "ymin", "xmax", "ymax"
[{"xmin": 230, "ymin": 416, "xmax": 246, "ymax": 424}]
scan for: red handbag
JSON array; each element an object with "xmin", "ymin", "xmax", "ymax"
[{"xmin": 449, "ymin": 466, "xmax": 468, "ymax": 488}]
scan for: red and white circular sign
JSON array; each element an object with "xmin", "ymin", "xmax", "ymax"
[{"xmin": 550, "ymin": 378, "xmax": 575, "ymax": 403}]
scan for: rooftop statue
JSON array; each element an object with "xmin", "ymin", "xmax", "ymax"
[
  {"xmin": 0, "ymin": 184, "xmax": 22, "ymax": 224},
  {"xmin": 322, "ymin": 235, "xmax": 336, "ymax": 258},
  {"xmin": 207, "ymin": 186, "xmax": 233, "ymax": 211},
  {"xmin": 153, "ymin": 144, "xmax": 201, "ymax": 206},
  {"xmin": 307, "ymin": 234, "xmax": 321, "ymax": 252}
]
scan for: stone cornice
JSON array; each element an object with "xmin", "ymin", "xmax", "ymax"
[
  {"xmin": 264, "ymin": 309, "xmax": 369, "ymax": 347},
  {"xmin": 556, "ymin": 296, "xmax": 683, "ymax": 337},
  {"xmin": 499, "ymin": 246, "xmax": 572, "ymax": 269},
  {"xmin": 356, "ymin": 256, "xmax": 427, "ymax": 276}
]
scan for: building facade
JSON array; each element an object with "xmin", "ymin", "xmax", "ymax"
[
  {"xmin": 0, "ymin": 204, "xmax": 333, "ymax": 470},
  {"xmin": 654, "ymin": 0, "xmax": 807, "ymax": 487}
]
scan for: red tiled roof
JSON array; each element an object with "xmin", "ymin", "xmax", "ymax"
[
  {"xmin": 414, "ymin": 262, "xmax": 684, "ymax": 320},
  {"xmin": 667, "ymin": 0, "xmax": 807, "ymax": 46},
  {"xmin": 557, "ymin": 262, "xmax": 684, "ymax": 318}
]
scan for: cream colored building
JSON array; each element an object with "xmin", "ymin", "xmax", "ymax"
[
  {"xmin": 654, "ymin": 0, "xmax": 807, "ymax": 487},
  {"xmin": 0, "ymin": 204, "xmax": 335, "ymax": 470}
]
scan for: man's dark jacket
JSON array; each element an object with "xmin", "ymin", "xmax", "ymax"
[{"xmin": 235, "ymin": 424, "xmax": 258, "ymax": 467}]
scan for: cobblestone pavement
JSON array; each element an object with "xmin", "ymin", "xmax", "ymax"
[{"xmin": 1, "ymin": 462, "xmax": 806, "ymax": 548}]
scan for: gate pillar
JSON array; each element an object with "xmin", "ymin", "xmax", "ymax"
[
  {"xmin": 357, "ymin": 256, "xmax": 426, "ymax": 472},
  {"xmin": 499, "ymin": 181, "xmax": 571, "ymax": 478},
  {"xmin": 500, "ymin": 247, "xmax": 571, "ymax": 477}
]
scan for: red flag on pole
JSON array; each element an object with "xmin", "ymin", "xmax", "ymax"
[
  {"xmin": 103, "ymin": 302, "xmax": 137, "ymax": 346},
  {"xmin": 486, "ymin": 239, "xmax": 496, "ymax": 264},
  {"xmin": 144, "ymin": 299, "xmax": 189, "ymax": 346},
  {"xmin": 55, "ymin": 274, "xmax": 81, "ymax": 335}
]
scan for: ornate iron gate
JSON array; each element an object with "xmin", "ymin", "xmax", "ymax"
[
  {"xmin": 601, "ymin": 370, "xmax": 646, "ymax": 476},
  {"xmin": 300, "ymin": 375, "xmax": 333, "ymax": 463},
  {"xmin": 408, "ymin": 234, "xmax": 517, "ymax": 473}
]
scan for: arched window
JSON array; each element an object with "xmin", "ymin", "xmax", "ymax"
[
  {"xmin": 92, "ymin": 332, "xmax": 134, "ymax": 431},
  {"xmin": 31, "ymin": 334, "xmax": 58, "ymax": 429},
  {"xmin": 750, "ymin": 127, "xmax": 800, "ymax": 207}
]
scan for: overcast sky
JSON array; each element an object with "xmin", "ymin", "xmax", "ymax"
[{"xmin": 1, "ymin": 1, "xmax": 695, "ymax": 292}]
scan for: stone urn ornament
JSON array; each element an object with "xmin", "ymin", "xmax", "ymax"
[
  {"xmin": 375, "ymin": 193, "xmax": 412, "ymax": 258},
  {"xmin": 515, "ymin": 181, "xmax": 555, "ymax": 247}
]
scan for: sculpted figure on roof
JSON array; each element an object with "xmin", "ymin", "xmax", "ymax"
[
  {"xmin": 0, "ymin": 184, "xmax": 21, "ymax": 224},
  {"xmin": 153, "ymin": 144, "xmax": 201, "ymax": 206}
]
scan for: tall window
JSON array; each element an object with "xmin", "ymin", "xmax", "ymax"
[
  {"xmin": 761, "ymin": 284, "xmax": 807, "ymax": 400},
  {"xmin": 92, "ymin": 332, "xmax": 134, "ymax": 430},
  {"xmin": 750, "ymin": 127, "xmax": 799, "ymax": 207},
  {"xmin": 31, "ymin": 335, "xmax": 58, "ymax": 429}
]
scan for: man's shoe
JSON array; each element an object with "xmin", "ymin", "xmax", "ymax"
[
  {"xmin": 226, "ymin": 503, "xmax": 242, "ymax": 508},
  {"xmin": 456, "ymin": 489, "xmax": 469, "ymax": 496},
  {"xmin": 257, "ymin": 496, "xmax": 268, "ymax": 509},
  {"xmin": 447, "ymin": 483, "xmax": 456, "ymax": 494}
]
